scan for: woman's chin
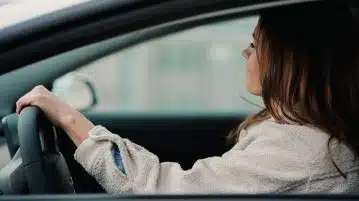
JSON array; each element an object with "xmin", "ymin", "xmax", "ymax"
[{"xmin": 246, "ymin": 86, "xmax": 262, "ymax": 96}]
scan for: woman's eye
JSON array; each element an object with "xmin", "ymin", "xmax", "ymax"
[{"xmin": 250, "ymin": 43, "xmax": 255, "ymax": 48}]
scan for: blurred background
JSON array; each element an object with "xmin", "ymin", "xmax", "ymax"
[{"xmin": 64, "ymin": 17, "xmax": 262, "ymax": 114}]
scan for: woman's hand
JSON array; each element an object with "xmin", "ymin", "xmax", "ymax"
[
  {"xmin": 16, "ymin": 85, "xmax": 95, "ymax": 146},
  {"xmin": 16, "ymin": 85, "xmax": 73, "ymax": 127}
]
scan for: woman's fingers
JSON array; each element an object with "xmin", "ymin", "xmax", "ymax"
[
  {"xmin": 16, "ymin": 91, "xmax": 34, "ymax": 114},
  {"xmin": 16, "ymin": 85, "xmax": 48, "ymax": 114}
]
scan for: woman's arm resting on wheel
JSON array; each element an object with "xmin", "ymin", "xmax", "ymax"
[{"xmin": 73, "ymin": 125, "xmax": 311, "ymax": 194}]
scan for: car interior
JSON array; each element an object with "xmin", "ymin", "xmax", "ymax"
[{"xmin": 0, "ymin": 0, "xmax": 357, "ymax": 200}]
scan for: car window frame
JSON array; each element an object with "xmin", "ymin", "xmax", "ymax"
[
  {"xmin": 0, "ymin": 0, "xmax": 316, "ymax": 75},
  {"xmin": 0, "ymin": 0, "xmax": 317, "ymax": 113},
  {"xmin": 54, "ymin": 15, "xmax": 262, "ymax": 115}
]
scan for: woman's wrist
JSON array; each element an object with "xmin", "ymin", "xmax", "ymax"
[{"xmin": 61, "ymin": 109, "xmax": 95, "ymax": 146}]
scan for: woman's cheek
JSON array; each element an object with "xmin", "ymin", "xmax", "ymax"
[{"xmin": 246, "ymin": 55, "xmax": 262, "ymax": 96}]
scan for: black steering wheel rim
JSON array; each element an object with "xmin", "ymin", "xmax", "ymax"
[
  {"xmin": 18, "ymin": 107, "xmax": 47, "ymax": 193},
  {"xmin": 17, "ymin": 106, "xmax": 75, "ymax": 194}
]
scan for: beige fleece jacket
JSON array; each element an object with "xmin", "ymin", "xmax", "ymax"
[{"xmin": 74, "ymin": 119, "xmax": 359, "ymax": 194}]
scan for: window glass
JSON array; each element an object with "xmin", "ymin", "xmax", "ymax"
[{"xmin": 53, "ymin": 16, "xmax": 263, "ymax": 115}]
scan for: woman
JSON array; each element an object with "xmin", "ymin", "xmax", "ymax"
[{"xmin": 16, "ymin": 1, "xmax": 359, "ymax": 194}]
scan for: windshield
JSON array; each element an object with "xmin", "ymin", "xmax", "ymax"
[{"xmin": 0, "ymin": 0, "xmax": 91, "ymax": 29}]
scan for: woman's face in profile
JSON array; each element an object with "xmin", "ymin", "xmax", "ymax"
[{"xmin": 242, "ymin": 24, "xmax": 262, "ymax": 96}]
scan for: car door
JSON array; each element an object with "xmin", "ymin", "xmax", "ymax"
[{"xmin": 0, "ymin": 0, "xmax": 308, "ymax": 195}]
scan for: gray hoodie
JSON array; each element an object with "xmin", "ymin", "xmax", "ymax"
[{"xmin": 74, "ymin": 119, "xmax": 359, "ymax": 194}]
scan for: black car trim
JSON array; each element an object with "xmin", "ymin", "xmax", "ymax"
[{"xmin": 0, "ymin": 0, "xmax": 316, "ymax": 75}]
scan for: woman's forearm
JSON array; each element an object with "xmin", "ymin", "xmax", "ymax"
[{"xmin": 61, "ymin": 110, "xmax": 95, "ymax": 146}]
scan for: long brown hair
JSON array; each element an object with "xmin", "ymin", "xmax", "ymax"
[{"xmin": 229, "ymin": 1, "xmax": 359, "ymax": 177}]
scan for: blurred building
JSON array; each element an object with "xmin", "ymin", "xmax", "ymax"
[{"xmin": 72, "ymin": 17, "xmax": 263, "ymax": 115}]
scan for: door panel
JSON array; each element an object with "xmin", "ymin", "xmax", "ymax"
[{"xmin": 86, "ymin": 113, "xmax": 242, "ymax": 164}]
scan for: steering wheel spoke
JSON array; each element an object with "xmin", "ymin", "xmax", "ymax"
[{"xmin": 0, "ymin": 106, "xmax": 75, "ymax": 195}]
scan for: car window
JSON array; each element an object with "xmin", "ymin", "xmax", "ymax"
[{"xmin": 53, "ymin": 16, "xmax": 263, "ymax": 115}]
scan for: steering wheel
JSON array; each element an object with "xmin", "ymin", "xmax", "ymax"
[{"xmin": 0, "ymin": 106, "xmax": 75, "ymax": 194}]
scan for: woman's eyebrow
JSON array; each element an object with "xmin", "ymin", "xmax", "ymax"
[{"xmin": 252, "ymin": 32, "xmax": 256, "ymax": 39}]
